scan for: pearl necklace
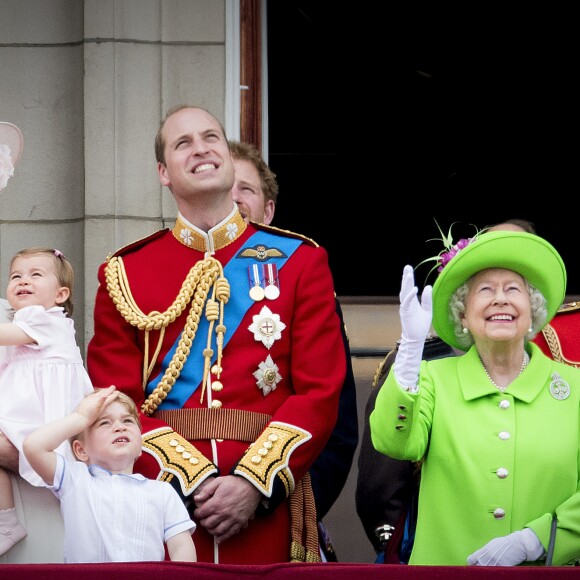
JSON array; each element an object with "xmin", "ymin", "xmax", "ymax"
[{"xmin": 481, "ymin": 351, "xmax": 530, "ymax": 392}]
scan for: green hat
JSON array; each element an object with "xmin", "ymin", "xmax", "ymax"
[{"xmin": 431, "ymin": 231, "xmax": 567, "ymax": 351}]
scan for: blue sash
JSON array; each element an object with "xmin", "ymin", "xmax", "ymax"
[{"xmin": 146, "ymin": 230, "xmax": 302, "ymax": 409}]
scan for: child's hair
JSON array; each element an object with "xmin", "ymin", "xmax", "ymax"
[
  {"xmin": 69, "ymin": 389, "xmax": 141, "ymax": 453},
  {"xmin": 10, "ymin": 246, "xmax": 74, "ymax": 316}
]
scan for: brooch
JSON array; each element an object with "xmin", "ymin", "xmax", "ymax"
[{"xmin": 549, "ymin": 372, "xmax": 570, "ymax": 400}]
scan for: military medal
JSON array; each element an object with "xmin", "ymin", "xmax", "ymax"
[
  {"xmin": 250, "ymin": 285, "xmax": 265, "ymax": 301},
  {"xmin": 248, "ymin": 305, "xmax": 286, "ymax": 349},
  {"xmin": 549, "ymin": 372, "xmax": 570, "ymax": 400},
  {"xmin": 248, "ymin": 264, "xmax": 265, "ymax": 301},
  {"xmin": 253, "ymin": 354, "xmax": 282, "ymax": 396},
  {"xmin": 264, "ymin": 263, "xmax": 280, "ymax": 300}
]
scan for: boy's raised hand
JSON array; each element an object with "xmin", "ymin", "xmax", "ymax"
[{"xmin": 76, "ymin": 385, "xmax": 119, "ymax": 425}]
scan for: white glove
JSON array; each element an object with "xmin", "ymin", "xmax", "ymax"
[
  {"xmin": 467, "ymin": 528, "xmax": 545, "ymax": 566},
  {"xmin": 393, "ymin": 265, "xmax": 432, "ymax": 390},
  {"xmin": 399, "ymin": 265, "xmax": 433, "ymax": 342}
]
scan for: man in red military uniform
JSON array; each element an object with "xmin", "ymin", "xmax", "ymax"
[
  {"xmin": 87, "ymin": 105, "xmax": 346, "ymax": 564},
  {"xmin": 533, "ymin": 301, "xmax": 580, "ymax": 367}
]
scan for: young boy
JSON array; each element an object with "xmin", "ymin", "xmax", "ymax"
[{"xmin": 23, "ymin": 385, "xmax": 197, "ymax": 563}]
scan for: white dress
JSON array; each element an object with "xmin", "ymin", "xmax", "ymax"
[{"xmin": 0, "ymin": 304, "xmax": 94, "ymax": 487}]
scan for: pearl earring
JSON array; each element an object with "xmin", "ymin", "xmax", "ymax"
[
  {"xmin": 462, "ymin": 327, "xmax": 468, "ymax": 334},
  {"xmin": 528, "ymin": 327, "xmax": 533, "ymax": 333}
]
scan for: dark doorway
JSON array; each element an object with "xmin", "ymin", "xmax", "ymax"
[{"xmin": 266, "ymin": 4, "xmax": 577, "ymax": 296}]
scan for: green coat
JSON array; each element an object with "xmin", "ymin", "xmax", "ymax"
[{"xmin": 370, "ymin": 342, "xmax": 580, "ymax": 566}]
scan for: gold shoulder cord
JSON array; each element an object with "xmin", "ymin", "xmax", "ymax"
[
  {"xmin": 105, "ymin": 255, "xmax": 230, "ymax": 415},
  {"xmin": 541, "ymin": 324, "xmax": 564, "ymax": 363},
  {"xmin": 541, "ymin": 323, "xmax": 580, "ymax": 367}
]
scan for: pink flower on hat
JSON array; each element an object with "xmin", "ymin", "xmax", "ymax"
[
  {"xmin": 417, "ymin": 220, "xmax": 481, "ymax": 282},
  {"xmin": 437, "ymin": 237, "xmax": 474, "ymax": 272}
]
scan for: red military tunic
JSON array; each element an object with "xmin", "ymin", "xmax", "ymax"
[
  {"xmin": 87, "ymin": 207, "xmax": 346, "ymax": 564},
  {"xmin": 533, "ymin": 301, "xmax": 580, "ymax": 367}
]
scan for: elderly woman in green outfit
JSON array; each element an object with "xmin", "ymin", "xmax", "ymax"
[{"xmin": 370, "ymin": 229, "xmax": 580, "ymax": 566}]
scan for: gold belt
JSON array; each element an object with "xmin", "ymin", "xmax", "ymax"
[{"xmin": 153, "ymin": 408, "xmax": 271, "ymax": 441}]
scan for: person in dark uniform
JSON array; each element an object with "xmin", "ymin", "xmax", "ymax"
[{"xmin": 356, "ymin": 335, "xmax": 455, "ymax": 563}]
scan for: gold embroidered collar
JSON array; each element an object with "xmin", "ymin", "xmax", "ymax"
[{"xmin": 172, "ymin": 206, "xmax": 247, "ymax": 252}]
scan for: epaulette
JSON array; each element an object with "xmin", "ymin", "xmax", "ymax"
[
  {"xmin": 105, "ymin": 229, "xmax": 169, "ymax": 262},
  {"xmin": 251, "ymin": 221, "xmax": 319, "ymax": 248},
  {"xmin": 556, "ymin": 301, "xmax": 580, "ymax": 314}
]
